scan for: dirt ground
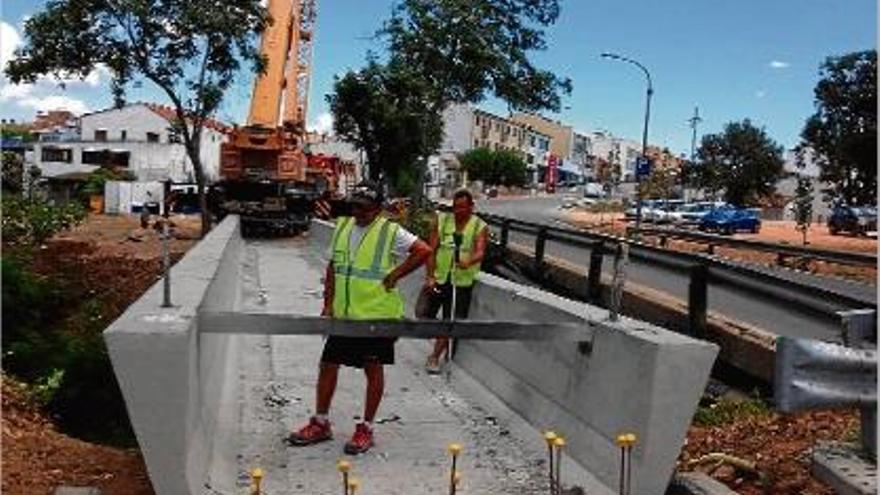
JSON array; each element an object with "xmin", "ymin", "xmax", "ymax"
[
  {"xmin": 564, "ymin": 211, "xmax": 877, "ymax": 284},
  {"xmin": 679, "ymin": 408, "xmax": 860, "ymax": 495},
  {"xmin": 2, "ymin": 213, "xmax": 868, "ymax": 494},
  {"xmin": 2, "ymin": 213, "xmax": 203, "ymax": 495}
]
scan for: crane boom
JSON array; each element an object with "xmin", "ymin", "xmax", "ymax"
[
  {"xmin": 216, "ymin": 0, "xmax": 342, "ymax": 236},
  {"xmin": 247, "ymin": 0, "xmax": 315, "ymax": 131}
]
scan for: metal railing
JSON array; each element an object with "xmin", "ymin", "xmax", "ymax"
[
  {"xmin": 469, "ymin": 210, "xmax": 877, "ymax": 339},
  {"xmin": 636, "ymin": 226, "xmax": 877, "ymax": 267}
]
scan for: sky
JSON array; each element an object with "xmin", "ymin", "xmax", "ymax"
[{"xmin": 0, "ymin": 0, "xmax": 876, "ymax": 156}]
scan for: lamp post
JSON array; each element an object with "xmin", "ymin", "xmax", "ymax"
[{"xmin": 601, "ymin": 52, "xmax": 653, "ymax": 233}]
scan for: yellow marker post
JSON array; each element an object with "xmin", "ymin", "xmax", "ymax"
[
  {"xmin": 615, "ymin": 432, "xmax": 638, "ymax": 495},
  {"xmin": 544, "ymin": 431, "xmax": 558, "ymax": 495},
  {"xmin": 250, "ymin": 467, "xmax": 264, "ymax": 495},
  {"xmin": 348, "ymin": 477, "xmax": 361, "ymax": 494},
  {"xmin": 337, "ymin": 459, "xmax": 352, "ymax": 495},
  {"xmin": 553, "ymin": 436, "xmax": 566, "ymax": 495},
  {"xmin": 448, "ymin": 443, "xmax": 463, "ymax": 495}
]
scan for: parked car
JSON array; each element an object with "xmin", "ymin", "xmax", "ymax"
[
  {"xmin": 647, "ymin": 199, "xmax": 685, "ymax": 223},
  {"xmin": 670, "ymin": 201, "xmax": 728, "ymax": 225},
  {"xmin": 624, "ymin": 199, "xmax": 659, "ymax": 221},
  {"xmin": 828, "ymin": 205, "xmax": 877, "ymax": 236},
  {"xmin": 699, "ymin": 206, "xmax": 761, "ymax": 234}
]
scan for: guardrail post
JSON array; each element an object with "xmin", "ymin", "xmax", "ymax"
[
  {"xmin": 837, "ymin": 309, "xmax": 876, "ymax": 349},
  {"xmin": 706, "ymin": 244, "xmax": 715, "ymax": 255},
  {"xmin": 587, "ymin": 243, "xmax": 604, "ymax": 304},
  {"xmin": 500, "ymin": 219, "xmax": 510, "ymax": 250},
  {"xmin": 659, "ymin": 235, "xmax": 667, "ymax": 248},
  {"xmin": 608, "ymin": 243, "xmax": 629, "ymax": 322},
  {"xmin": 688, "ymin": 264, "xmax": 708, "ymax": 338},
  {"xmin": 534, "ymin": 226, "xmax": 547, "ymax": 275}
]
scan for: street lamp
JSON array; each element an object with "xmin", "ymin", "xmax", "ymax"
[{"xmin": 601, "ymin": 52, "xmax": 653, "ymax": 233}]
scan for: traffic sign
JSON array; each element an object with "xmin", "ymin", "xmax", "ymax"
[{"xmin": 636, "ymin": 157, "xmax": 651, "ymax": 177}]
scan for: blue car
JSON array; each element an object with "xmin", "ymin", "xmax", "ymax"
[{"xmin": 699, "ymin": 206, "xmax": 761, "ymax": 235}]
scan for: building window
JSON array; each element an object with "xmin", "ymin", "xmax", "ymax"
[
  {"xmin": 168, "ymin": 131, "xmax": 181, "ymax": 144},
  {"xmin": 147, "ymin": 132, "xmax": 160, "ymax": 143},
  {"xmin": 474, "ymin": 139, "xmax": 480, "ymax": 148},
  {"xmin": 41, "ymin": 147, "xmax": 73, "ymax": 163},
  {"xmin": 82, "ymin": 149, "xmax": 131, "ymax": 167},
  {"xmin": 94, "ymin": 129, "xmax": 107, "ymax": 141},
  {"xmin": 120, "ymin": 130, "xmax": 127, "ymax": 141}
]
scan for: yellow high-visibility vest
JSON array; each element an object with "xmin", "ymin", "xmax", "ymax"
[
  {"xmin": 435, "ymin": 212, "xmax": 486, "ymax": 287},
  {"xmin": 330, "ymin": 216, "xmax": 404, "ymax": 320}
]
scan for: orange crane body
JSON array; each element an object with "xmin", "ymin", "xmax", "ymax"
[{"xmin": 216, "ymin": 0, "xmax": 341, "ymax": 233}]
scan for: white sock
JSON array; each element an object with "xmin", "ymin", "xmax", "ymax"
[{"xmin": 314, "ymin": 414, "xmax": 329, "ymax": 423}]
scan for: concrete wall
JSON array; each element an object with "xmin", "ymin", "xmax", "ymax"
[{"xmin": 104, "ymin": 215, "xmax": 243, "ymax": 495}]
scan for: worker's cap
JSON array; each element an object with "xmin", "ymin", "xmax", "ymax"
[{"xmin": 350, "ymin": 181, "xmax": 384, "ymax": 206}]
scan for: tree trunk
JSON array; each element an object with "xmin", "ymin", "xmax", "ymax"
[{"xmin": 185, "ymin": 139, "xmax": 211, "ymax": 238}]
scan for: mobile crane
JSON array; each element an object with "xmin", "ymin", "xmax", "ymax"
[{"xmin": 214, "ymin": 0, "xmax": 343, "ymax": 235}]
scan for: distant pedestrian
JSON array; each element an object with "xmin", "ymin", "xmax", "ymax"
[
  {"xmin": 288, "ymin": 181, "xmax": 432, "ymax": 455},
  {"xmin": 422, "ymin": 189, "xmax": 488, "ymax": 374}
]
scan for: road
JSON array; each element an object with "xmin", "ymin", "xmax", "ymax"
[{"xmin": 478, "ymin": 196, "xmax": 876, "ymax": 342}]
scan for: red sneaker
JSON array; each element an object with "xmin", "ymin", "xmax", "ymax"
[
  {"xmin": 287, "ymin": 417, "xmax": 332, "ymax": 446},
  {"xmin": 344, "ymin": 423, "xmax": 374, "ymax": 455}
]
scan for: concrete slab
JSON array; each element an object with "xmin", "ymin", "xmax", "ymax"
[
  {"xmin": 665, "ymin": 472, "xmax": 737, "ymax": 495},
  {"xmin": 812, "ymin": 442, "xmax": 877, "ymax": 495}
]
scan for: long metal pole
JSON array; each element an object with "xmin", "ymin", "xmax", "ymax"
[{"xmin": 601, "ymin": 53, "xmax": 652, "ymax": 234}]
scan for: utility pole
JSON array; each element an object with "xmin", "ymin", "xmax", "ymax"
[{"xmin": 686, "ymin": 107, "xmax": 702, "ymax": 202}]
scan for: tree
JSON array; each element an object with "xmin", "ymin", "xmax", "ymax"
[
  {"xmin": 793, "ymin": 175, "xmax": 814, "ymax": 246},
  {"xmin": 328, "ymin": 59, "xmax": 444, "ymax": 196},
  {"xmin": 6, "ymin": 0, "xmax": 269, "ymax": 237},
  {"xmin": 459, "ymin": 148, "xmax": 528, "ymax": 187},
  {"xmin": 382, "ymin": 0, "xmax": 572, "ymax": 113},
  {"xmin": 329, "ymin": 0, "xmax": 570, "ymax": 199},
  {"xmin": 800, "ymin": 50, "xmax": 877, "ymax": 206},
  {"xmin": 695, "ymin": 120, "xmax": 785, "ymax": 206},
  {"xmin": 2, "ymin": 151, "xmax": 24, "ymax": 194}
]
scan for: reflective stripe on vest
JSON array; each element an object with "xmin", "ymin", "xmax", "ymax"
[
  {"xmin": 435, "ymin": 212, "xmax": 486, "ymax": 287},
  {"xmin": 330, "ymin": 216, "xmax": 404, "ymax": 320}
]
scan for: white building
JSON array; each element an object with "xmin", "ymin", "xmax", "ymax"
[
  {"xmin": 583, "ymin": 130, "xmax": 642, "ymax": 182},
  {"xmin": 32, "ymin": 103, "xmax": 230, "ymax": 183}
]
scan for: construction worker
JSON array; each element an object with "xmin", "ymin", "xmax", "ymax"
[
  {"xmin": 288, "ymin": 181, "xmax": 431, "ymax": 454},
  {"xmin": 422, "ymin": 189, "xmax": 488, "ymax": 374}
]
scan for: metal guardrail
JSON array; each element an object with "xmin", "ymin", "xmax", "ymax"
[
  {"xmin": 462, "ymin": 209, "xmax": 877, "ymax": 339},
  {"xmin": 774, "ymin": 332, "xmax": 877, "ymax": 457},
  {"xmin": 636, "ymin": 226, "xmax": 878, "ymax": 267}
]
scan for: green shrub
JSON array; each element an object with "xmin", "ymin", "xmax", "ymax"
[
  {"xmin": 1, "ymin": 197, "xmax": 86, "ymax": 245},
  {"xmin": 693, "ymin": 397, "xmax": 773, "ymax": 427}
]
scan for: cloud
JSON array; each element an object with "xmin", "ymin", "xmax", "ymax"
[
  {"xmin": 768, "ymin": 60, "xmax": 789, "ymax": 69},
  {"xmin": 0, "ymin": 21, "xmax": 106, "ymax": 116},
  {"xmin": 755, "ymin": 90, "xmax": 767, "ymax": 99},
  {"xmin": 17, "ymin": 95, "xmax": 90, "ymax": 115},
  {"xmin": 309, "ymin": 111, "xmax": 334, "ymax": 134},
  {"xmin": 1, "ymin": 21, "xmax": 23, "ymax": 71}
]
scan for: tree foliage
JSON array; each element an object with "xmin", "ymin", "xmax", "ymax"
[
  {"xmin": 1, "ymin": 197, "xmax": 87, "ymax": 246},
  {"xmin": 382, "ymin": 0, "xmax": 572, "ymax": 113},
  {"xmin": 793, "ymin": 175, "xmax": 814, "ymax": 245},
  {"xmin": 800, "ymin": 50, "xmax": 877, "ymax": 205},
  {"xmin": 6, "ymin": 0, "xmax": 270, "ymax": 236},
  {"xmin": 329, "ymin": 0, "xmax": 570, "ymax": 199},
  {"xmin": 328, "ymin": 60, "xmax": 444, "ymax": 196},
  {"xmin": 695, "ymin": 120, "xmax": 785, "ymax": 206},
  {"xmin": 459, "ymin": 147, "xmax": 528, "ymax": 187},
  {"xmin": 2, "ymin": 151, "xmax": 25, "ymax": 194}
]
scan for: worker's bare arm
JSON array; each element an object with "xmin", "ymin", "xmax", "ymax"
[{"xmin": 383, "ymin": 239, "xmax": 432, "ymax": 290}]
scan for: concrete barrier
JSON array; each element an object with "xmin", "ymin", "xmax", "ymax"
[
  {"xmin": 108, "ymin": 217, "xmax": 717, "ymax": 495},
  {"xmin": 104, "ymin": 215, "xmax": 244, "ymax": 495}
]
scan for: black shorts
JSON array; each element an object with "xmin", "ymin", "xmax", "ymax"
[
  {"xmin": 419, "ymin": 283, "xmax": 473, "ymax": 320},
  {"xmin": 320, "ymin": 336, "xmax": 396, "ymax": 368}
]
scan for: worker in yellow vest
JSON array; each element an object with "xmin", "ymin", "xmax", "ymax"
[
  {"xmin": 289, "ymin": 181, "xmax": 431, "ymax": 455},
  {"xmin": 423, "ymin": 189, "xmax": 488, "ymax": 374}
]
